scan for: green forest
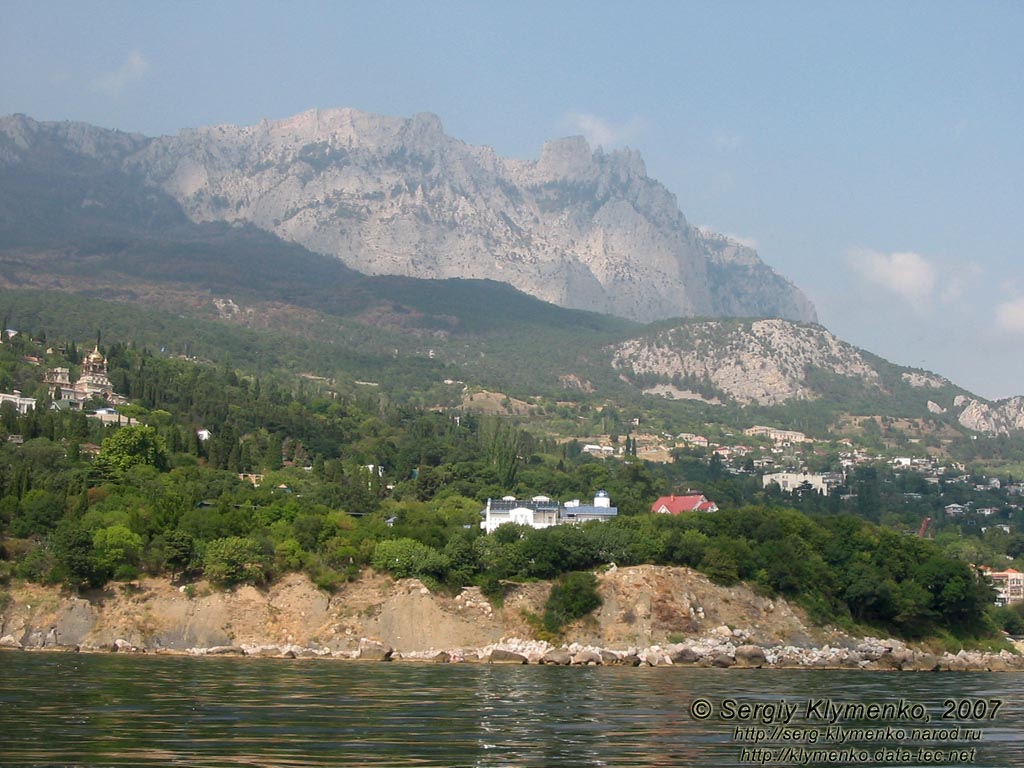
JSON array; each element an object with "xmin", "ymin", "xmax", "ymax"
[{"xmin": 0, "ymin": 326, "xmax": 1016, "ymax": 646}]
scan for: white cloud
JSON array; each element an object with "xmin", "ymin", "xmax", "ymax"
[
  {"xmin": 995, "ymin": 297, "xmax": 1024, "ymax": 334},
  {"xmin": 91, "ymin": 51, "xmax": 149, "ymax": 96},
  {"xmin": 846, "ymin": 248, "xmax": 937, "ymax": 309},
  {"xmin": 939, "ymin": 261, "xmax": 984, "ymax": 303},
  {"xmin": 560, "ymin": 112, "xmax": 645, "ymax": 149},
  {"xmin": 712, "ymin": 130, "xmax": 743, "ymax": 152}
]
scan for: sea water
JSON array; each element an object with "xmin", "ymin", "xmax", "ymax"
[{"xmin": 0, "ymin": 652, "xmax": 1021, "ymax": 767}]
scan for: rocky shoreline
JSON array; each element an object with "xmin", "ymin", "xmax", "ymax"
[
  {"xmin": 2, "ymin": 568, "xmax": 1022, "ymax": 673},
  {"xmin": 3, "ymin": 632, "xmax": 1022, "ymax": 673}
]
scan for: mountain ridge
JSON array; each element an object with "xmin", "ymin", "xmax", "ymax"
[{"xmin": 0, "ymin": 110, "xmax": 816, "ymax": 325}]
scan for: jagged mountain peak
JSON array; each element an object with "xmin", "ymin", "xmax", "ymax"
[
  {"xmin": 534, "ymin": 135, "xmax": 645, "ymax": 181},
  {"xmin": 1, "ymin": 109, "xmax": 817, "ymax": 325}
]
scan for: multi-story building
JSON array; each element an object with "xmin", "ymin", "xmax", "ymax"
[
  {"xmin": 981, "ymin": 567, "xmax": 1024, "ymax": 606},
  {"xmin": 480, "ymin": 491, "xmax": 617, "ymax": 533},
  {"xmin": 743, "ymin": 425, "xmax": 811, "ymax": 444}
]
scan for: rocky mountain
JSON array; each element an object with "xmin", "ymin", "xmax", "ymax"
[
  {"xmin": 611, "ymin": 319, "xmax": 882, "ymax": 406},
  {"xmin": 608, "ymin": 317, "xmax": 1024, "ymax": 435},
  {"xmin": 0, "ymin": 110, "xmax": 816, "ymax": 324},
  {"xmin": 954, "ymin": 395, "xmax": 1024, "ymax": 435}
]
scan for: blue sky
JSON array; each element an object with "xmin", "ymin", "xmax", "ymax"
[{"xmin": 2, "ymin": 1, "xmax": 1022, "ymax": 398}]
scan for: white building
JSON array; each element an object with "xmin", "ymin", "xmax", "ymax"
[
  {"xmin": 744, "ymin": 426, "xmax": 811, "ymax": 444},
  {"xmin": 87, "ymin": 408, "xmax": 136, "ymax": 426},
  {"xmin": 762, "ymin": 471, "xmax": 841, "ymax": 495},
  {"xmin": 0, "ymin": 391, "xmax": 36, "ymax": 415},
  {"xmin": 480, "ymin": 491, "xmax": 617, "ymax": 533}
]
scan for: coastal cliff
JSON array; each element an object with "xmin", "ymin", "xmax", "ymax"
[
  {"xmin": 2, "ymin": 566, "xmax": 1021, "ymax": 671},
  {"xmin": 0, "ymin": 566, "xmax": 812, "ymax": 653}
]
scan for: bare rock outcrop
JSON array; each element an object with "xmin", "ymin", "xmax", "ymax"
[
  {"xmin": 956, "ymin": 395, "xmax": 1024, "ymax": 435},
  {"xmin": 612, "ymin": 319, "xmax": 878, "ymax": 406},
  {"xmin": 15, "ymin": 569, "xmax": 1014, "ymax": 674}
]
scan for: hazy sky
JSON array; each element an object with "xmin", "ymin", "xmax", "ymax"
[{"xmin": 2, "ymin": 1, "xmax": 1022, "ymax": 399}]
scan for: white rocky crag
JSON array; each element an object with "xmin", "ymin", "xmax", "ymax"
[
  {"xmin": 110, "ymin": 108, "xmax": 816, "ymax": 324},
  {"xmin": 902, "ymin": 371, "xmax": 948, "ymax": 388},
  {"xmin": 611, "ymin": 319, "xmax": 879, "ymax": 406},
  {"xmin": 955, "ymin": 395, "xmax": 1024, "ymax": 435}
]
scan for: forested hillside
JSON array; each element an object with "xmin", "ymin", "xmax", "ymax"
[{"xmin": 0, "ymin": 324, "xmax": 1014, "ymax": 645}]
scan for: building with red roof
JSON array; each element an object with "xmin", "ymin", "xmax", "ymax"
[
  {"xmin": 651, "ymin": 494, "xmax": 719, "ymax": 515},
  {"xmin": 980, "ymin": 566, "xmax": 1023, "ymax": 606}
]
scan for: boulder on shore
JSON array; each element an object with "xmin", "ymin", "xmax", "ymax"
[
  {"xmin": 711, "ymin": 653, "xmax": 735, "ymax": 668},
  {"xmin": 488, "ymin": 649, "xmax": 527, "ymax": 664},
  {"xmin": 540, "ymin": 648, "xmax": 572, "ymax": 665},
  {"xmin": 206, "ymin": 645, "xmax": 246, "ymax": 656},
  {"xmin": 357, "ymin": 639, "xmax": 394, "ymax": 661},
  {"xmin": 668, "ymin": 646, "xmax": 701, "ymax": 664},
  {"xmin": 734, "ymin": 645, "xmax": 767, "ymax": 668}
]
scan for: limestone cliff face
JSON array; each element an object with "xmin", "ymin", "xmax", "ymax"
[
  {"xmin": 611, "ymin": 319, "xmax": 879, "ymax": 406},
  {"xmin": 0, "ymin": 110, "xmax": 816, "ymax": 324},
  {"xmin": 955, "ymin": 395, "xmax": 1024, "ymax": 435},
  {"xmin": 0, "ymin": 568, "xmax": 819, "ymax": 654}
]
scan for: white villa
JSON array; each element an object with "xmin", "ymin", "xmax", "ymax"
[
  {"xmin": 480, "ymin": 491, "xmax": 618, "ymax": 533},
  {"xmin": 762, "ymin": 471, "xmax": 843, "ymax": 495},
  {"xmin": 0, "ymin": 391, "xmax": 36, "ymax": 415},
  {"xmin": 744, "ymin": 425, "xmax": 811, "ymax": 444}
]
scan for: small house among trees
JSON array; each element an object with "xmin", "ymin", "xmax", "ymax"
[{"xmin": 651, "ymin": 493, "xmax": 718, "ymax": 514}]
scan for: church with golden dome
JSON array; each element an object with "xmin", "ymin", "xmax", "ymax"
[{"xmin": 45, "ymin": 346, "xmax": 128, "ymax": 409}]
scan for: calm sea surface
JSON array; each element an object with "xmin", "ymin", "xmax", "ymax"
[{"xmin": 0, "ymin": 652, "xmax": 1021, "ymax": 767}]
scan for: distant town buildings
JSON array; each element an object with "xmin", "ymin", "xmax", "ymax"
[
  {"xmin": 676, "ymin": 433, "xmax": 709, "ymax": 448},
  {"xmin": 481, "ymin": 491, "xmax": 617, "ymax": 533}
]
